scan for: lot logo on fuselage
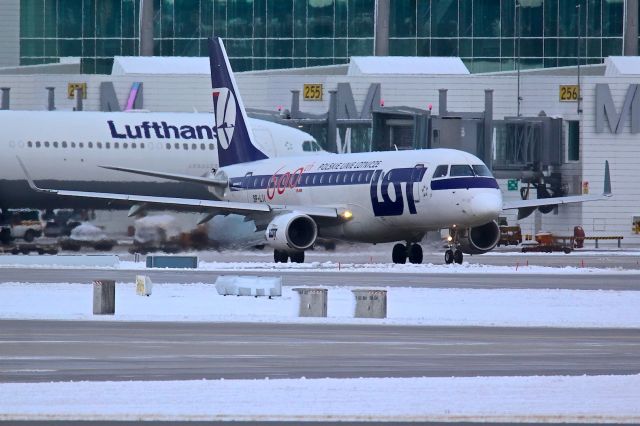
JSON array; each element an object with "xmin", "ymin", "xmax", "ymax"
[
  {"xmin": 370, "ymin": 167, "xmax": 426, "ymax": 217},
  {"xmin": 212, "ymin": 88, "xmax": 236, "ymax": 149}
]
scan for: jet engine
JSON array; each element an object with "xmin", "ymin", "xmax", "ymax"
[
  {"xmin": 458, "ymin": 221, "xmax": 500, "ymax": 255},
  {"xmin": 265, "ymin": 212, "xmax": 318, "ymax": 251}
]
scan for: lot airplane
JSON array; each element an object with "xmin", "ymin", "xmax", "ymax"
[
  {"xmin": 19, "ymin": 38, "xmax": 612, "ymax": 264},
  {"xmin": 1, "ymin": 110, "xmax": 322, "ymax": 209}
]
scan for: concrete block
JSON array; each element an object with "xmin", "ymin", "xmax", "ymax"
[
  {"xmin": 93, "ymin": 280, "xmax": 115, "ymax": 315},
  {"xmin": 293, "ymin": 288, "xmax": 328, "ymax": 317},
  {"xmin": 146, "ymin": 255, "xmax": 198, "ymax": 269},
  {"xmin": 135, "ymin": 275, "xmax": 153, "ymax": 296},
  {"xmin": 353, "ymin": 289, "xmax": 387, "ymax": 319},
  {"xmin": 215, "ymin": 275, "xmax": 282, "ymax": 297}
]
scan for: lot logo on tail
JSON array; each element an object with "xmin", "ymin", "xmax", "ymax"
[{"xmin": 212, "ymin": 88, "xmax": 236, "ymax": 149}]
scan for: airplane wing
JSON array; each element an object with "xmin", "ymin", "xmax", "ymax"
[
  {"xmin": 100, "ymin": 165, "xmax": 228, "ymax": 188},
  {"xmin": 18, "ymin": 157, "xmax": 339, "ymax": 219},
  {"xmin": 502, "ymin": 161, "xmax": 612, "ymax": 213}
]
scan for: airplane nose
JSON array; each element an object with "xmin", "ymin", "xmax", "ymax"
[{"xmin": 470, "ymin": 192, "xmax": 502, "ymax": 221}]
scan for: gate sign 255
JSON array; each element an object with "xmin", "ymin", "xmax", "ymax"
[
  {"xmin": 303, "ymin": 84, "xmax": 323, "ymax": 101},
  {"xmin": 559, "ymin": 85, "xmax": 579, "ymax": 102}
]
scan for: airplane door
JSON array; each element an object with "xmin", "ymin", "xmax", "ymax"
[
  {"xmin": 412, "ymin": 164, "xmax": 425, "ymax": 203},
  {"xmin": 243, "ymin": 172, "xmax": 253, "ymax": 202}
]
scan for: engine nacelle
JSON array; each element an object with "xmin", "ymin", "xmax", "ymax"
[
  {"xmin": 458, "ymin": 220, "xmax": 500, "ymax": 255},
  {"xmin": 265, "ymin": 213, "xmax": 318, "ymax": 251}
]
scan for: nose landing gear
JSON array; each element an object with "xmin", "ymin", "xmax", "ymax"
[{"xmin": 445, "ymin": 229, "xmax": 464, "ymax": 265}]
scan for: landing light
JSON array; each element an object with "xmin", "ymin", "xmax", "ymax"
[
  {"xmin": 340, "ymin": 210, "xmax": 353, "ymax": 220},
  {"xmin": 447, "ymin": 235, "xmax": 453, "ymax": 242}
]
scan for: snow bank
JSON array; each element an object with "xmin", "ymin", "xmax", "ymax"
[
  {"xmin": 0, "ymin": 282, "xmax": 638, "ymax": 328},
  {"xmin": 1, "ymin": 375, "xmax": 638, "ymax": 422}
]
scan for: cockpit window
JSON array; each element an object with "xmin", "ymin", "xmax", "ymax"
[
  {"xmin": 302, "ymin": 140, "xmax": 322, "ymax": 152},
  {"xmin": 472, "ymin": 164, "xmax": 493, "ymax": 177},
  {"xmin": 450, "ymin": 164, "xmax": 475, "ymax": 177},
  {"xmin": 433, "ymin": 165, "xmax": 448, "ymax": 178}
]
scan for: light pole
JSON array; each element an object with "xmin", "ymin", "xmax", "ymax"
[
  {"xmin": 576, "ymin": 4, "xmax": 583, "ymax": 115},
  {"xmin": 516, "ymin": 1, "xmax": 522, "ymax": 117}
]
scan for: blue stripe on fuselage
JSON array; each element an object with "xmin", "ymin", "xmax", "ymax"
[
  {"xmin": 431, "ymin": 177, "xmax": 499, "ymax": 191},
  {"xmin": 229, "ymin": 169, "xmax": 377, "ymax": 191}
]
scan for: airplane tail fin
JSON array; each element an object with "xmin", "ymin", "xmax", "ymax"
[{"xmin": 208, "ymin": 37, "xmax": 268, "ymax": 168}]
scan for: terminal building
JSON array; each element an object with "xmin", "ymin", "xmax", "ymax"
[{"xmin": 1, "ymin": 0, "xmax": 639, "ymax": 246}]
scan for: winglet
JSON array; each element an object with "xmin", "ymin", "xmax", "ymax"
[
  {"xmin": 604, "ymin": 160, "xmax": 612, "ymax": 196},
  {"xmin": 16, "ymin": 156, "xmax": 56, "ymax": 194}
]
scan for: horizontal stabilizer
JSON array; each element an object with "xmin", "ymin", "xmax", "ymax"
[{"xmin": 100, "ymin": 165, "xmax": 228, "ymax": 188}]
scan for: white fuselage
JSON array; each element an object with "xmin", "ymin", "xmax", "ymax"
[
  {"xmin": 219, "ymin": 148, "xmax": 503, "ymax": 243},
  {"xmin": 0, "ymin": 110, "xmax": 321, "ymax": 209}
]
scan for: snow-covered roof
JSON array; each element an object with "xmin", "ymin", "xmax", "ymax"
[
  {"xmin": 348, "ymin": 56, "xmax": 469, "ymax": 75},
  {"xmin": 112, "ymin": 56, "xmax": 210, "ymax": 75},
  {"xmin": 604, "ymin": 56, "xmax": 640, "ymax": 76}
]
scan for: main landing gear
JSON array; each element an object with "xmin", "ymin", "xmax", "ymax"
[
  {"xmin": 392, "ymin": 242, "xmax": 423, "ymax": 264},
  {"xmin": 274, "ymin": 249, "xmax": 305, "ymax": 263}
]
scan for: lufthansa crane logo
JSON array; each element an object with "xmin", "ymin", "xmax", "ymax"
[{"xmin": 212, "ymin": 88, "xmax": 237, "ymax": 150}]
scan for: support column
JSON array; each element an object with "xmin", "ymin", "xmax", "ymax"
[
  {"xmin": 624, "ymin": 0, "xmax": 639, "ymax": 55},
  {"xmin": 1, "ymin": 88, "xmax": 9, "ymax": 110},
  {"xmin": 46, "ymin": 87, "xmax": 55, "ymax": 111},
  {"xmin": 139, "ymin": 0, "xmax": 155, "ymax": 56},
  {"xmin": 484, "ymin": 89, "xmax": 494, "ymax": 169},
  {"xmin": 374, "ymin": 0, "xmax": 389, "ymax": 56}
]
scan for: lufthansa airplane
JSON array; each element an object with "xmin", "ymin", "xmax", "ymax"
[
  {"xmin": 19, "ymin": 38, "xmax": 612, "ymax": 264},
  {"xmin": 1, "ymin": 110, "xmax": 323, "ymax": 209}
]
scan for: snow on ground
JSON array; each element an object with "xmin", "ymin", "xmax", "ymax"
[
  {"xmin": 0, "ymin": 282, "xmax": 638, "ymax": 328},
  {"xmin": 1, "ymin": 374, "xmax": 639, "ymax": 422}
]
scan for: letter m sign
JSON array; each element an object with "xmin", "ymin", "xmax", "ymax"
[{"xmin": 595, "ymin": 83, "xmax": 640, "ymax": 133}]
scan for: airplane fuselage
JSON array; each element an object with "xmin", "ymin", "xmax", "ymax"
[
  {"xmin": 220, "ymin": 148, "xmax": 503, "ymax": 243},
  {"xmin": 0, "ymin": 110, "xmax": 320, "ymax": 209}
]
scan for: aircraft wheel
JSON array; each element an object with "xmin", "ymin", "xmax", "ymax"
[
  {"xmin": 453, "ymin": 249, "xmax": 464, "ymax": 264},
  {"xmin": 290, "ymin": 251, "xmax": 305, "ymax": 263},
  {"xmin": 408, "ymin": 244, "xmax": 423, "ymax": 264},
  {"xmin": 444, "ymin": 249, "xmax": 454, "ymax": 264},
  {"xmin": 23, "ymin": 230, "xmax": 36, "ymax": 243},
  {"xmin": 392, "ymin": 243, "xmax": 407, "ymax": 264},
  {"xmin": 274, "ymin": 250, "xmax": 288, "ymax": 263}
]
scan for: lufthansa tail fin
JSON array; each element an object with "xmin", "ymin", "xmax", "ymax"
[{"xmin": 208, "ymin": 37, "xmax": 268, "ymax": 168}]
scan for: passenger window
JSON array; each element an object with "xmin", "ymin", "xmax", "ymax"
[
  {"xmin": 200, "ymin": 143, "xmax": 205, "ymax": 150},
  {"xmin": 302, "ymin": 141, "xmax": 311, "ymax": 152},
  {"xmin": 114, "ymin": 142, "xmax": 119, "ymax": 149},
  {"xmin": 328, "ymin": 173, "xmax": 334, "ymax": 184},
  {"xmin": 472, "ymin": 164, "xmax": 493, "ymax": 177},
  {"xmin": 191, "ymin": 143, "xmax": 197, "ymax": 150},
  {"xmin": 62, "ymin": 141, "xmax": 67, "ymax": 148},
  {"xmin": 140, "ymin": 143, "xmax": 145, "ymax": 149},
  {"xmin": 183, "ymin": 143, "xmax": 188, "ymax": 150},
  {"xmin": 27, "ymin": 141, "xmax": 33, "ymax": 148},
  {"xmin": 166, "ymin": 143, "xmax": 171, "ymax": 150},
  {"xmin": 44, "ymin": 141, "xmax": 50, "ymax": 148},
  {"xmin": 433, "ymin": 165, "xmax": 448, "ymax": 178},
  {"xmin": 365, "ymin": 171, "xmax": 371, "ymax": 182},
  {"xmin": 174, "ymin": 143, "xmax": 180, "ymax": 149},
  {"xmin": 320, "ymin": 174, "xmax": 325, "ymax": 184},
  {"xmin": 79, "ymin": 142, "xmax": 83, "ymax": 148},
  {"xmin": 88, "ymin": 142, "xmax": 93, "ymax": 148},
  {"xmin": 450, "ymin": 165, "xmax": 475, "ymax": 177},
  {"xmin": 97, "ymin": 142, "xmax": 102, "ymax": 149},
  {"xmin": 312, "ymin": 174, "xmax": 318, "ymax": 185},
  {"xmin": 35, "ymin": 141, "xmax": 41, "ymax": 148},
  {"xmin": 261, "ymin": 177, "xmax": 267, "ymax": 187},
  {"xmin": 132, "ymin": 143, "xmax": 137, "ymax": 149},
  {"xmin": 105, "ymin": 142, "xmax": 110, "ymax": 149},
  {"xmin": 71, "ymin": 142, "xmax": 76, "ymax": 148},
  {"xmin": 209, "ymin": 143, "xmax": 214, "ymax": 150},
  {"xmin": 358, "ymin": 172, "xmax": 364, "ymax": 183},
  {"xmin": 123, "ymin": 143, "xmax": 128, "ymax": 149},
  {"xmin": 53, "ymin": 142, "xmax": 58, "ymax": 148}
]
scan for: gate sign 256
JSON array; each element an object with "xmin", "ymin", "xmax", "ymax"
[
  {"xmin": 303, "ymin": 84, "xmax": 323, "ymax": 101},
  {"xmin": 559, "ymin": 85, "xmax": 579, "ymax": 102}
]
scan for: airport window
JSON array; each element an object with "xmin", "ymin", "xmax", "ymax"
[
  {"xmin": 568, "ymin": 121, "xmax": 579, "ymax": 161},
  {"xmin": 62, "ymin": 141, "xmax": 67, "ymax": 148},
  {"xmin": 433, "ymin": 165, "xmax": 449, "ymax": 178},
  {"xmin": 44, "ymin": 141, "xmax": 50, "ymax": 148},
  {"xmin": 53, "ymin": 142, "xmax": 58, "ymax": 148},
  {"xmin": 209, "ymin": 143, "xmax": 214, "ymax": 150},
  {"xmin": 166, "ymin": 143, "xmax": 171, "ymax": 150},
  {"xmin": 27, "ymin": 141, "xmax": 33, "ymax": 148},
  {"xmin": 97, "ymin": 142, "xmax": 102, "ymax": 149},
  {"xmin": 450, "ymin": 165, "xmax": 475, "ymax": 177},
  {"xmin": 200, "ymin": 143, "xmax": 205, "ymax": 150},
  {"xmin": 472, "ymin": 165, "xmax": 492, "ymax": 177}
]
